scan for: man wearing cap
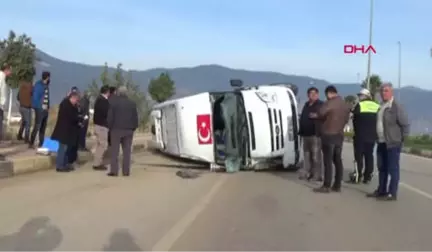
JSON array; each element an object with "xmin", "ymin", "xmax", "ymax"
[{"xmin": 351, "ymin": 88, "xmax": 380, "ymax": 184}]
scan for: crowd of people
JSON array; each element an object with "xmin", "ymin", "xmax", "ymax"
[
  {"xmin": 0, "ymin": 64, "xmax": 139, "ymax": 176},
  {"xmin": 298, "ymin": 84, "xmax": 409, "ymax": 201}
]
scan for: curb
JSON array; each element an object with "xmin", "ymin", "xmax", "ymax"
[{"xmin": 0, "ymin": 142, "xmax": 147, "ymax": 179}]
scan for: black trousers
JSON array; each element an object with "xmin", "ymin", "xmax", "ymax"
[
  {"xmin": 321, "ymin": 134, "xmax": 344, "ymax": 189},
  {"xmin": 30, "ymin": 109, "xmax": 48, "ymax": 147},
  {"xmin": 354, "ymin": 140, "xmax": 375, "ymax": 180},
  {"xmin": 78, "ymin": 120, "xmax": 88, "ymax": 149}
]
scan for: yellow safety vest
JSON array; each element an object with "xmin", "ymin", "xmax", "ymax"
[{"xmin": 359, "ymin": 100, "xmax": 380, "ymax": 113}]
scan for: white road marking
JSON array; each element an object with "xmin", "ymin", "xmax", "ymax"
[
  {"xmin": 151, "ymin": 175, "xmax": 227, "ymax": 251},
  {"xmin": 400, "ymin": 182, "xmax": 432, "ymax": 201}
]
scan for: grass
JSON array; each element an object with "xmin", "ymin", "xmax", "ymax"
[{"xmin": 344, "ymin": 131, "xmax": 432, "ymax": 151}]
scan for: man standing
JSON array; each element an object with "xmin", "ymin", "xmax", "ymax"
[
  {"xmin": 17, "ymin": 81, "xmax": 33, "ymax": 143},
  {"xmin": 367, "ymin": 83, "xmax": 409, "ymax": 201},
  {"xmin": 312, "ymin": 85, "xmax": 350, "ymax": 193},
  {"xmin": 93, "ymin": 85, "xmax": 111, "ymax": 171},
  {"xmin": 107, "ymin": 86, "xmax": 117, "ymax": 147},
  {"xmin": 298, "ymin": 87, "xmax": 323, "ymax": 181},
  {"xmin": 51, "ymin": 92, "xmax": 81, "ymax": 172},
  {"xmin": 78, "ymin": 91, "xmax": 90, "ymax": 151},
  {"xmin": 351, "ymin": 88, "xmax": 379, "ymax": 184},
  {"xmin": 107, "ymin": 86, "xmax": 138, "ymax": 177},
  {"xmin": 30, "ymin": 71, "xmax": 50, "ymax": 148},
  {"xmin": 66, "ymin": 86, "xmax": 81, "ymax": 169},
  {"xmin": 0, "ymin": 64, "xmax": 12, "ymax": 143}
]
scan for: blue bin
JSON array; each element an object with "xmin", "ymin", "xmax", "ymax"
[{"xmin": 41, "ymin": 137, "xmax": 59, "ymax": 153}]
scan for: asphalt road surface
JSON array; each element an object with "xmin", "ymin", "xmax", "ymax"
[{"xmin": 1, "ymin": 146, "xmax": 432, "ymax": 251}]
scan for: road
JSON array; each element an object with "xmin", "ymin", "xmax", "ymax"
[{"xmin": 1, "ymin": 146, "xmax": 432, "ymax": 251}]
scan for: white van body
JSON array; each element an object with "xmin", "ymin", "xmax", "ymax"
[{"xmin": 149, "ymin": 84, "xmax": 302, "ymax": 171}]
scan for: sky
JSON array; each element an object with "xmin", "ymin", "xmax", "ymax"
[{"xmin": 2, "ymin": 0, "xmax": 432, "ymax": 88}]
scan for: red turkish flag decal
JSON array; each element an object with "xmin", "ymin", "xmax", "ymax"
[{"xmin": 196, "ymin": 114, "xmax": 212, "ymax": 145}]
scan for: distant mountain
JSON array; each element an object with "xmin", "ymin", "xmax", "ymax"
[{"xmin": 32, "ymin": 49, "xmax": 432, "ymax": 134}]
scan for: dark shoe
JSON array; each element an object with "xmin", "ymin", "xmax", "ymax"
[
  {"xmin": 17, "ymin": 135, "xmax": 23, "ymax": 141},
  {"xmin": 313, "ymin": 177, "xmax": 323, "ymax": 182},
  {"xmin": 107, "ymin": 172, "xmax": 118, "ymax": 177},
  {"xmin": 123, "ymin": 173, "xmax": 130, "ymax": 177},
  {"xmin": 377, "ymin": 194, "xmax": 397, "ymax": 201},
  {"xmin": 0, "ymin": 154, "xmax": 5, "ymax": 161},
  {"xmin": 331, "ymin": 186, "xmax": 341, "ymax": 192},
  {"xmin": 306, "ymin": 173, "xmax": 314, "ymax": 181},
  {"xmin": 66, "ymin": 164, "xmax": 75, "ymax": 171},
  {"xmin": 56, "ymin": 168, "xmax": 71, "ymax": 173},
  {"xmin": 366, "ymin": 190, "xmax": 385, "ymax": 198},
  {"xmin": 313, "ymin": 186, "xmax": 331, "ymax": 193},
  {"xmin": 93, "ymin": 165, "xmax": 107, "ymax": 171},
  {"xmin": 362, "ymin": 178, "xmax": 371, "ymax": 184},
  {"xmin": 79, "ymin": 147, "xmax": 90, "ymax": 152}
]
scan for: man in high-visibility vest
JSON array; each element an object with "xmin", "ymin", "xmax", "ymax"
[{"xmin": 351, "ymin": 88, "xmax": 380, "ymax": 184}]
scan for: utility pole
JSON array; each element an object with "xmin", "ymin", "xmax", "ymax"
[
  {"xmin": 365, "ymin": 0, "xmax": 374, "ymax": 90},
  {"xmin": 397, "ymin": 41, "xmax": 401, "ymax": 101}
]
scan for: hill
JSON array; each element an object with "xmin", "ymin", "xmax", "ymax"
[{"xmin": 33, "ymin": 50, "xmax": 432, "ymax": 134}]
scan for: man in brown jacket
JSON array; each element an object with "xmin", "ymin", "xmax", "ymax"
[
  {"xmin": 17, "ymin": 81, "xmax": 33, "ymax": 143},
  {"xmin": 311, "ymin": 85, "xmax": 350, "ymax": 193}
]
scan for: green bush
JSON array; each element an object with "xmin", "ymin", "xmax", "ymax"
[{"xmin": 409, "ymin": 147, "xmax": 423, "ymax": 155}]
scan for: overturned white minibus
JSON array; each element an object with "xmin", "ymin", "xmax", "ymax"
[{"xmin": 149, "ymin": 80, "xmax": 302, "ymax": 171}]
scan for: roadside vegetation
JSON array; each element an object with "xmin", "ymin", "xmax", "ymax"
[{"xmin": 0, "ymin": 30, "xmax": 176, "ymax": 136}]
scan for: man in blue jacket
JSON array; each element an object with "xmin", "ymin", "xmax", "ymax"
[{"xmin": 30, "ymin": 71, "xmax": 50, "ymax": 148}]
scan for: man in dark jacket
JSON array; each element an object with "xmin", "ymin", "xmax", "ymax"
[
  {"xmin": 30, "ymin": 71, "xmax": 50, "ymax": 148},
  {"xmin": 107, "ymin": 86, "xmax": 138, "ymax": 177},
  {"xmin": 78, "ymin": 91, "xmax": 90, "ymax": 151},
  {"xmin": 298, "ymin": 87, "xmax": 323, "ymax": 181},
  {"xmin": 65, "ymin": 87, "xmax": 83, "ymax": 166},
  {"xmin": 312, "ymin": 85, "xmax": 350, "ymax": 193},
  {"xmin": 351, "ymin": 88, "xmax": 379, "ymax": 184},
  {"xmin": 107, "ymin": 86, "xmax": 117, "ymax": 146},
  {"xmin": 93, "ymin": 85, "xmax": 111, "ymax": 171},
  {"xmin": 51, "ymin": 92, "xmax": 80, "ymax": 172}
]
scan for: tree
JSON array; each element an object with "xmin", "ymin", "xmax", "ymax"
[
  {"xmin": 124, "ymin": 72, "xmax": 150, "ymax": 129},
  {"xmin": 344, "ymin": 95, "xmax": 357, "ymax": 104},
  {"xmin": 0, "ymin": 31, "xmax": 37, "ymax": 88},
  {"xmin": 100, "ymin": 62, "xmax": 111, "ymax": 87},
  {"xmin": 147, "ymin": 72, "xmax": 175, "ymax": 103},
  {"xmin": 87, "ymin": 78, "xmax": 99, "ymax": 107},
  {"xmin": 85, "ymin": 62, "xmax": 151, "ymax": 128},
  {"xmin": 361, "ymin": 74, "xmax": 382, "ymax": 100},
  {"xmin": 112, "ymin": 63, "xmax": 124, "ymax": 88}
]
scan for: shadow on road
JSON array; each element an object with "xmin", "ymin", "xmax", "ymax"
[
  {"xmin": 0, "ymin": 216, "xmax": 63, "ymax": 251},
  {"xmin": 267, "ymin": 169, "xmax": 372, "ymax": 195},
  {"xmin": 103, "ymin": 229, "xmax": 143, "ymax": 251},
  {"xmin": 134, "ymin": 149, "xmax": 209, "ymax": 170}
]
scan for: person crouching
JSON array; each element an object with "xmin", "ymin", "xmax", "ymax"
[{"xmin": 51, "ymin": 92, "xmax": 81, "ymax": 172}]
